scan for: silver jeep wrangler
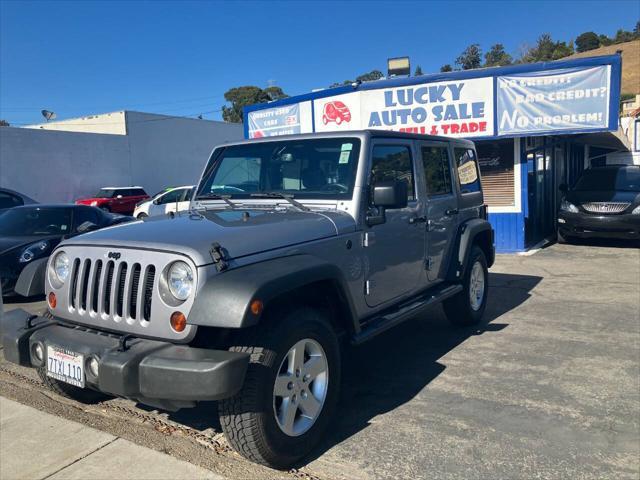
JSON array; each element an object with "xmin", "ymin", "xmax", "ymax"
[{"xmin": 1, "ymin": 130, "xmax": 494, "ymax": 468}]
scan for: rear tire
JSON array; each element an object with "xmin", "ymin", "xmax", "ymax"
[
  {"xmin": 444, "ymin": 246, "xmax": 488, "ymax": 326},
  {"xmin": 219, "ymin": 306, "xmax": 341, "ymax": 469},
  {"xmin": 137, "ymin": 213, "xmax": 148, "ymax": 220}
]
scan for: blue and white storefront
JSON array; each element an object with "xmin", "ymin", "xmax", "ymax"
[{"xmin": 244, "ymin": 55, "xmax": 622, "ymax": 252}]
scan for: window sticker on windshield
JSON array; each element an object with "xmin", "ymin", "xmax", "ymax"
[
  {"xmin": 341, "ymin": 143, "xmax": 353, "ymax": 152},
  {"xmin": 339, "ymin": 151, "xmax": 351, "ymax": 164}
]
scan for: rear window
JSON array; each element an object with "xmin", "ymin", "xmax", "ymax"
[
  {"xmin": 574, "ymin": 168, "xmax": 640, "ymax": 192},
  {"xmin": 453, "ymin": 147, "xmax": 481, "ymax": 194},
  {"xmin": 0, "ymin": 192, "xmax": 23, "ymax": 209}
]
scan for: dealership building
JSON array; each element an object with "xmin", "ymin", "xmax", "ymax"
[{"xmin": 244, "ymin": 54, "xmax": 628, "ymax": 252}]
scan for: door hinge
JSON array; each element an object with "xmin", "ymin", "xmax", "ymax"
[{"xmin": 424, "ymin": 257, "xmax": 433, "ymax": 271}]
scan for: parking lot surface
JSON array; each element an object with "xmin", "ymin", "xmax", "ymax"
[{"xmin": 1, "ymin": 242, "xmax": 639, "ymax": 479}]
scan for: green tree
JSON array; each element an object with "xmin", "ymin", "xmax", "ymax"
[
  {"xmin": 355, "ymin": 70, "xmax": 384, "ymax": 82},
  {"xmin": 455, "ymin": 44, "xmax": 482, "ymax": 70},
  {"xmin": 440, "ymin": 64, "xmax": 453, "ymax": 72},
  {"xmin": 263, "ymin": 86, "xmax": 288, "ymax": 101},
  {"xmin": 221, "ymin": 86, "xmax": 273, "ymax": 123},
  {"xmin": 414, "ymin": 65, "xmax": 423, "ymax": 76},
  {"xmin": 598, "ymin": 34, "xmax": 613, "ymax": 46},
  {"xmin": 484, "ymin": 43, "xmax": 513, "ymax": 67},
  {"xmin": 613, "ymin": 28, "xmax": 635, "ymax": 43},
  {"xmin": 0, "ymin": 119, "xmax": 9, "ymax": 127},
  {"xmin": 575, "ymin": 31, "xmax": 600, "ymax": 52},
  {"xmin": 634, "ymin": 20, "xmax": 640, "ymax": 36},
  {"xmin": 551, "ymin": 41, "xmax": 574, "ymax": 59}
]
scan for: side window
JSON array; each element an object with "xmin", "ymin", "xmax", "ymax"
[
  {"xmin": 0, "ymin": 192, "xmax": 23, "ymax": 209},
  {"xmin": 181, "ymin": 188, "xmax": 194, "ymax": 202},
  {"xmin": 116, "ymin": 189, "xmax": 129, "ymax": 197},
  {"xmin": 74, "ymin": 207, "xmax": 100, "ymax": 230},
  {"xmin": 159, "ymin": 189, "xmax": 182, "ymax": 204},
  {"xmin": 371, "ymin": 145, "xmax": 415, "ymax": 201},
  {"xmin": 454, "ymin": 147, "xmax": 481, "ymax": 194},
  {"xmin": 422, "ymin": 146, "xmax": 453, "ymax": 196},
  {"xmin": 132, "ymin": 188, "xmax": 146, "ymax": 196}
]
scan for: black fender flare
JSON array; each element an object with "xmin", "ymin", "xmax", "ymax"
[
  {"xmin": 446, "ymin": 219, "xmax": 494, "ymax": 281},
  {"xmin": 188, "ymin": 255, "xmax": 358, "ymax": 329},
  {"xmin": 14, "ymin": 258, "xmax": 48, "ymax": 297}
]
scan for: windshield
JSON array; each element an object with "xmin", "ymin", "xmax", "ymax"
[
  {"xmin": 574, "ymin": 168, "xmax": 640, "ymax": 192},
  {"xmin": 94, "ymin": 189, "xmax": 117, "ymax": 198},
  {"xmin": 196, "ymin": 138, "xmax": 362, "ymax": 201},
  {"xmin": 0, "ymin": 207, "xmax": 72, "ymax": 236}
]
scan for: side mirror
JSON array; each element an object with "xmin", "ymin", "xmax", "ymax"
[
  {"xmin": 76, "ymin": 221, "xmax": 98, "ymax": 233},
  {"xmin": 372, "ymin": 180, "xmax": 408, "ymax": 209},
  {"xmin": 366, "ymin": 180, "xmax": 408, "ymax": 226},
  {"xmin": 559, "ymin": 183, "xmax": 568, "ymax": 193},
  {"xmin": 116, "ymin": 194, "xmax": 123, "ymax": 199}
]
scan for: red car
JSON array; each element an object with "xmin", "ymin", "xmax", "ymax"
[
  {"xmin": 76, "ymin": 187, "xmax": 149, "ymax": 214},
  {"xmin": 322, "ymin": 101, "xmax": 351, "ymax": 125}
]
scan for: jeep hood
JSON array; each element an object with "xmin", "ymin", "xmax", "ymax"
[{"xmin": 60, "ymin": 208, "xmax": 356, "ymax": 266}]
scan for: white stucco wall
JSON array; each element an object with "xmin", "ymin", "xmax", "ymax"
[
  {"xmin": 0, "ymin": 112, "xmax": 243, "ymax": 203},
  {"xmin": 23, "ymin": 111, "xmax": 128, "ymax": 135}
]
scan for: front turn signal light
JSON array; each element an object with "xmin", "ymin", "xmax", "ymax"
[
  {"xmin": 170, "ymin": 311, "xmax": 187, "ymax": 332},
  {"xmin": 48, "ymin": 292, "xmax": 57, "ymax": 309}
]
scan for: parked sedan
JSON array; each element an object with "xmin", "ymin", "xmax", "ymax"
[
  {"xmin": 558, "ymin": 165, "xmax": 640, "ymax": 243},
  {"xmin": 0, "ymin": 188, "xmax": 37, "ymax": 210},
  {"xmin": 133, "ymin": 185, "xmax": 194, "ymax": 219},
  {"xmin": 76, "ymin": 186, "xmax": 149, "ymax": 214},
  {"xmin": 0, "ymin": 205, "xmax": 132, "ymax": 298}
]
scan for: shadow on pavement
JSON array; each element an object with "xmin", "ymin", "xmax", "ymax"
[{"xmin": 144, "ymin": 272, "xmax": 542, "ymax": 466}]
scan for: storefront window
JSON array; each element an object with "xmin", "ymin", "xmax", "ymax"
[{"xmin": 476, "ymin": 139, "xmax": 515, "ymax": 207}]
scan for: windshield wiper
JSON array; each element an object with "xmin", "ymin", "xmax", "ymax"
[
  {"xmin": 195, "ymin": 193, "xmax": 237, "ymax": 208},
  {"xmin": 249, "ymin": 193, "xmax": 309, "ymax": 211}
]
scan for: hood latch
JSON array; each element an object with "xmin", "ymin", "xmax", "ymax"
[{"xmin": 210, "ymin": 242, "xmax": 229, "ymax": 272}]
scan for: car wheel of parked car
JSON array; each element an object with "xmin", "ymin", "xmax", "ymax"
[
  {"xmin": 37, "ymin": 367, "xmax": 111, "ymax": 404},
  {"xmin": 444, "ymin": 246, "xmax": 488, "ymax": 326},
  {"xmin": 137, "ymin": 213, "xmax": 148, "ymax": 219},
  {"xmin": 557, "ymin": 231, "xmax": 575, "ymax": 244},
  {"xmin": 219, "ymin": 306, "xmax": 341, "ymax": 469}
]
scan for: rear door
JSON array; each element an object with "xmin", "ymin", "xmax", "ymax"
[{"xmin": 420, "ymin": 141, "xmax": 458, "ymax": 283}]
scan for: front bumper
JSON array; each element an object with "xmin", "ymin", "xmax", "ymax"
[
  {"xmin": 0, "ymin": 309, "xmax": 249, "ymax": 410},
  {"xmin": 558, "ymin": 211, "xmax": 640, "ymax": 240}
]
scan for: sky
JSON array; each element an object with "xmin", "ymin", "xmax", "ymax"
[{"xmin": 0, "ymin": 0, "xmax": 637, "ymax": 125}]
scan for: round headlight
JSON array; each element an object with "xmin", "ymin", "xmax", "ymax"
[
  {"xmin": 167, "ymin": 261, "xmax": 194, "ymax": 301},
  {"xmin": 53, "ymin": 251, "xmax": 70, "ymax": 283}
]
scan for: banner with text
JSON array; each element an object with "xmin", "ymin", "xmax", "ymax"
[
  {"xmin": 497, "ymin": 66, "xmax": 611, "ymax": 135},
  {"xmin": 361, "ymin": 77, "xmax": 494, "ymax": 137},
  {"xmin": 248, "ymin": 102, "xmax": 312, "ymax": 138}
]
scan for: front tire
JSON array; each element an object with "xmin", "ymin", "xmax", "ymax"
[
  {"xmin": 37, "ymin": 368, "xmax": 110, "ymax": 404},
  {"xmin": 219, "ymin": 306, "xmax": 341, "ymax": 469},
  {"xmin": 444, "ymin": 246, "xmax": 488, "ymax": 326}
]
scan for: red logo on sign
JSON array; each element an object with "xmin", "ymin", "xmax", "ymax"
[
  {"xmin": 322, "ymin": 101, "xmax": 351, "ymax": 125},
  {"xmin": 285, "ymin": 115, "xmax": 297, "ymax": 125}
]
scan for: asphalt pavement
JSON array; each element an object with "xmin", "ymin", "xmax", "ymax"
[{"xmin": 1, "ymin": 241, "xmax": 639, "ymax": 479}]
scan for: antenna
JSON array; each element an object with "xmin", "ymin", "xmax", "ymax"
[{"xmin": 41, "ymin": 110, "xmax": 56, "ymax": 122}]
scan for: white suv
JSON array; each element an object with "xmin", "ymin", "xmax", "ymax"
[{"xmin": 133, "ymin": 185, "xmax": 193, "ymax": 219}]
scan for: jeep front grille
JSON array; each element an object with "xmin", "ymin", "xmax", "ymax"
[
  {"xmin": 581, "ymin": 202, "xmax": 630, "ymax": 214},
  {"xmin": 49, "ymin": 245, "xmax": 197, "ymax": 341},
  {"xmin": 69, "ymin": 258, "xmax": 155, "ymax": 324}
]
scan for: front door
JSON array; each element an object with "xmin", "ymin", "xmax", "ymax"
[
  {"xmin": 364, "ymin": 141, "xmax": 426, "ymax": 307},
  {"xmin": 420, "ymin": 142, "xmax": 458, "ymax": 282}
]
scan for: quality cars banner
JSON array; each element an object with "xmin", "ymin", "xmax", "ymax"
[
  {"xmin": 248, "ymin": 102, "xmax": 313, "ymax": 138},
  {"xmin": 497, "ymin": 66, "xmax": 611, "ymax": 135}
]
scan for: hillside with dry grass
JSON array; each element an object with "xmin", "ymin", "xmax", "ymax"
[{"xmin": 565, "ymin": 40, "xmax": 639, "ymax": 95}]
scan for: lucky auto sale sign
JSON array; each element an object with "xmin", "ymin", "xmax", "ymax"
[{"xmin": 314, "ymin": 77, "xmax": 494, "ymax": 138}]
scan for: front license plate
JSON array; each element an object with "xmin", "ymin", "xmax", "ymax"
[{"xmin": 46, "ymin": 345, "xmax": 85, "ymax": 388}]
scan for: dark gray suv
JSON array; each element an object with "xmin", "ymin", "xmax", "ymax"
[{"xmin": 1, "ymin": 131, "xmax": 494, "ymax": 468}]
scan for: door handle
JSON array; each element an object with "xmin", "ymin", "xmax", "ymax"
[
  {"xmin": 409, "ymin": 215, "xmax": 427, "ymax": 224},
  {"xmin": 445, "ymin": 208, "xmax": 459, "ymax": 216}
]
